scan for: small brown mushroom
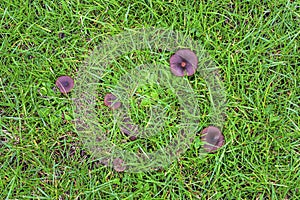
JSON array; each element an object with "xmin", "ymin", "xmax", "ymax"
[
  {"xmin": 55, "ymin": 76, "xmax": 74, "ymax": 94},
  {"xmin": 201, "ymin": 126, "xmax": 224, "ymax": 153},
  {"xmin": 104, "ymin": 93, "xmax": 121, "ymax": 110},
  {"xmin": 120, "ymin": 117, "xmax": 138, "ymax": 141},
  {"xmin": 170, "ymin": 49, "xmax": 198, "ymax": 76},
  {"xmin": 113, "ymin": 158, "xmax": 126, "ymax": 172}
]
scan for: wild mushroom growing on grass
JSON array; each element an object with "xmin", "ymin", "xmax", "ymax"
[
  {"xmin": 113, "ymin": 158, "xmax": 126, "ymax": 172},
  {"xmin": 56, "ymin": 76, "xmax": 74, "ymax": 94},
  {"xmin": 120, "ymin": 117, "xmax": 138, "ymax": 141},
  {"xmin": 201, "ymin": 126, "xmax": 224, "ymax": 153},
  {"xmin": 170, "ymin": 49, "xmax": 198, "ymax": 76},
  {"xmin": 104, "ymin": 94, "xmax": 137, "ymax": 140},
  {"xmin": 104, "ymin": 93, "xmax": 121, "ymax": 110}
]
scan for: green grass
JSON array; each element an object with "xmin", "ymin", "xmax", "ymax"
[{"xmin": 1, "ymin": 0, "xmax": 299, "ymax": 199}]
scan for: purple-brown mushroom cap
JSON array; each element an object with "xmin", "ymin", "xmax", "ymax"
[
  {"xmin": 104, "ymin": 93, "xmax": 121, "ymax": 110},
  {"xmin": 56, "ymin": 76, "xmax": 74, "ymax": 94},
  {"xmin": 120, "ymin": 117, "xmax": 138, "ymax": 141},
  {"xmin": 170, "ymin": 49, "xmax": 198, "ymax": 76},
  {"xmin": 201, "ymin": 126, "xmax": 224, "ymax": 153},
  {"xmin": 113, "ymin": 158, "xmax": 126, "ymax": 172}
]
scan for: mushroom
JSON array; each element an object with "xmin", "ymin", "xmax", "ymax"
[
  {"xmin": 170, "ymin": 49, "xmax": 198, "ymax": 76},
  {"xmin": 201, "ymin": 126, "xmax": 224, "ymax": 153},
  {"xmin": 120, "ymin": 117, "xmax": 138, "ymax": 141},
  {"xmin": 113, "ymin": 158, "xmax": 126, "ymax": 172},
  {"xmin": 104, "ymin": 93, "xmax": 121, "ymax": 110},
  {"xmin": 55, "ymin": 76, "xmax": 74, "ymax": 94}
]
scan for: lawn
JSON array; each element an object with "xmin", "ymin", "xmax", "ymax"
[{"xmin": 0, "ymin": 0, "xmax": 299, "ymax": 199}]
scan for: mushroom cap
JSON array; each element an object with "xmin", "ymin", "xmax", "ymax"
[
  {"xmin": 170, "ymin": 49, "xmax": 198, "ymax": 76},
  {"xmin": 201, "ymin": 126, "xmax": 224, "ymax": 153},
  {"xmin": 113, "ymin": 158, "xmax": 126, "ymax": 172},
  {"xmin": 55, "ymin": 76, "xmax": 74, "ymax": 94},
  {"xmin": 120, "ymin": 117, "xmax": 138, "ymax": 140},
  {"xmin": 104, "ymin": 93, "xmax": 121, "ymax": 109}
]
